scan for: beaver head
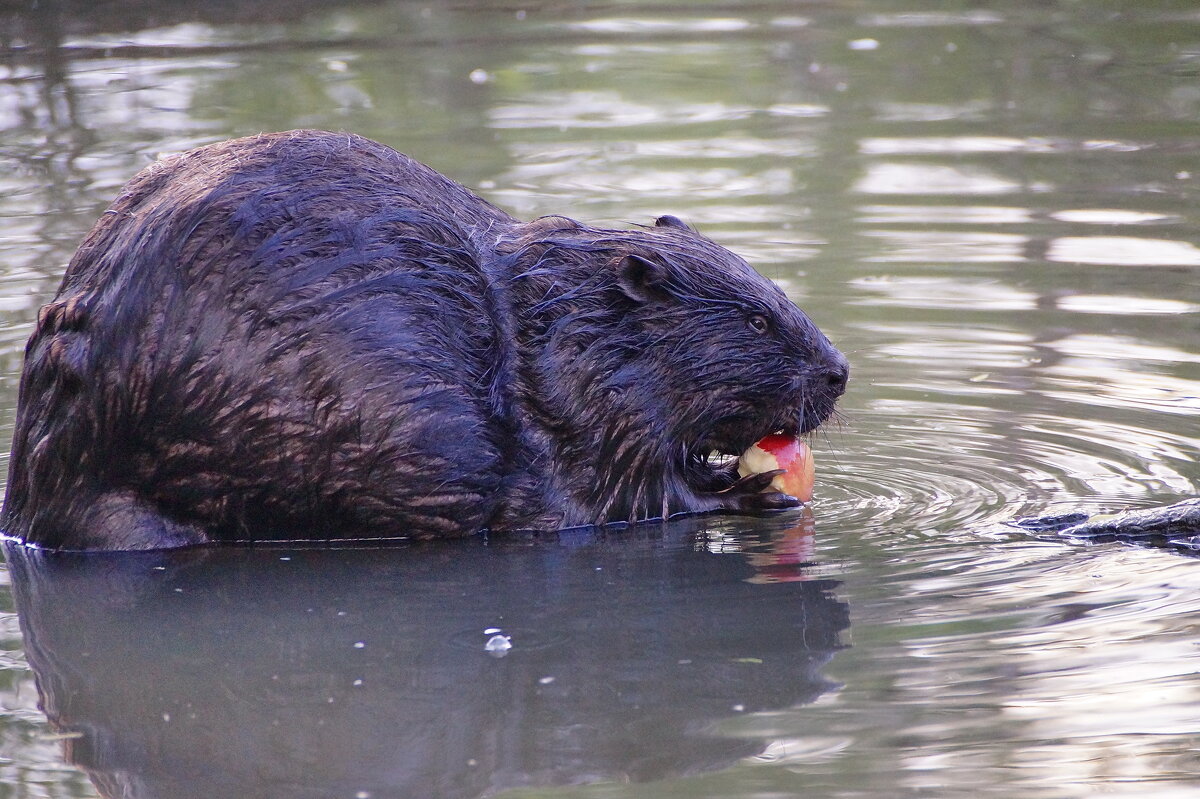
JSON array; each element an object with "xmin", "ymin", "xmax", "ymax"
[{"xmin": 503, "ymin": 215, "xmax": 848, "ymax": 525}]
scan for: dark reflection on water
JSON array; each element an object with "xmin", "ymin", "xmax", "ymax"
[{"xmin": 5, "ymin": 515, "xmax": 846, "ymax": 799}]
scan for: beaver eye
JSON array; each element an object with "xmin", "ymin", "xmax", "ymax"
[{"xmin": 748, "ymin": 314, "xmax": 770, "ymax": 334}]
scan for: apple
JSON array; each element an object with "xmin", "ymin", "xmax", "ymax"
[{"xmin": 737, "ymin": 434, "xmax": 814, "ymax": 502}]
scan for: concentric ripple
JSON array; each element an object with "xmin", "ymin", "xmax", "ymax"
[{"xmin": 809, "ymin": 403, "xmax": 1200, "ymax": 543}]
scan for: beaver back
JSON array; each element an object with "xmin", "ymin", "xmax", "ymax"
[{"xmin": 5, "ymin": 132, "xmax": 519, "ymax": 548}]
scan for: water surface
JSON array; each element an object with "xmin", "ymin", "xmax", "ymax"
[{"xmin": 2, "ymin": 2, "xmax": 1199, "ymax": 797}]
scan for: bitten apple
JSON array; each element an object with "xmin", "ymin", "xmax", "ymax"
[{"xmin": 737, "ymin": 434, "xmax": 814, "ymax": 502}]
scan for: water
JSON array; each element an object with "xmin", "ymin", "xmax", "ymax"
[{"xmin": 2, "ymin": 1, "xmax": 1200, "ymax": 796}]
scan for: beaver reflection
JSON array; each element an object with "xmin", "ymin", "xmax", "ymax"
[{"xmin": 8, "ymin": 516, "xmax": 847, "ymax": 799}]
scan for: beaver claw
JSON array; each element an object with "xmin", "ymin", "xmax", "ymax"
[
  {"xmin": 741, "ymin": 490, "xmax": 803, "ymax": 512},
  {"xmin": 729, "ymin": 468, "xmax": 782, "ymax": 492}
]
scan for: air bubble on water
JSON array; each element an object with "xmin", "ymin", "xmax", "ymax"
[
  {"xmin": 469, "ymin": 69, "xmax": 490, "ymax": 84},
  {"xmin": 485, "ymin": 634, "xmax": 512, "ymax": 656}
]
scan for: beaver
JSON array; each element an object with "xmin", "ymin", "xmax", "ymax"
[{"xmin": 2, "ymin": 130, "xmax": 848, "ymax": 551}]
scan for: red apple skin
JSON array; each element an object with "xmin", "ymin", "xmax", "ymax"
[{"xmin": 740, "ymin": 435, "xmax": 815, "ymax": 503}]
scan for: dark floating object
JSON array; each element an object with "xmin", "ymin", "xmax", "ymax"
[{"xmin": 1011, "ymin": 498, "xmax": 1200, "ymax": 554}]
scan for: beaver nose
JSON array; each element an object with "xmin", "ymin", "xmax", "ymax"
[{"xmin": 821, "ymin": 350, "xmax": 849, "ymax": 398}]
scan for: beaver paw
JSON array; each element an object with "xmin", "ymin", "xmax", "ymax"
[{"xmin": 719, "ymin": 469, "xmax": 802, "ymax": 513}]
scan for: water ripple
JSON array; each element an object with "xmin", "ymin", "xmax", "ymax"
[
  {"xmin": 812, "ymin": 403, "xmax": 1200, "ymax": 541},
  {"xmin": 1046, "ymin": 236, "xmax": 1200, "ymax": 266}
]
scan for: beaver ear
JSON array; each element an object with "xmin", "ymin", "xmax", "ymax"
[
  {"xmin": 654, "ymin": 215, "xmax": 692, "ymax": 231},
  {"xmin": 523, "ymin": 215, "xmax": 582, "ymax": 236},
  {"xmin": 616, "ymin": 254, "xmax": 670, "ymax": 303}
]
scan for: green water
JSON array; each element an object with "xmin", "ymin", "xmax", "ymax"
[{"xmin": 2, "ymin": 2, "xmax": 1200, "ymax": 797}]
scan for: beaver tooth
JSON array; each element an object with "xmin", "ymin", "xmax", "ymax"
[{"xmin": 705, "ymin": 451, "xmax": 737, "ymax": 468}]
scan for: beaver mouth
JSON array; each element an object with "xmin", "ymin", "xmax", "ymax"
[{"xmin": 689, "ymin": 415, "xmax": 810, "ymax": 487}]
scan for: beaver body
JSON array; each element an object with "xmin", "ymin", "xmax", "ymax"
[{"xmin": 3, "ymin": 130, "xmax": 847, "ymax": 550}]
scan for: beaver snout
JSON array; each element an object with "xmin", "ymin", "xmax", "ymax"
[
  {"xmin": 820, "ymin": 348, "xmax": 850, "ymax": 398},
  {"xmin": 792, "ymin": 344, "xmax": 848, "ymax": 399},
  {"xmin": 786, "ymin": 345, "xmax": 848, "ymax": 434}
]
